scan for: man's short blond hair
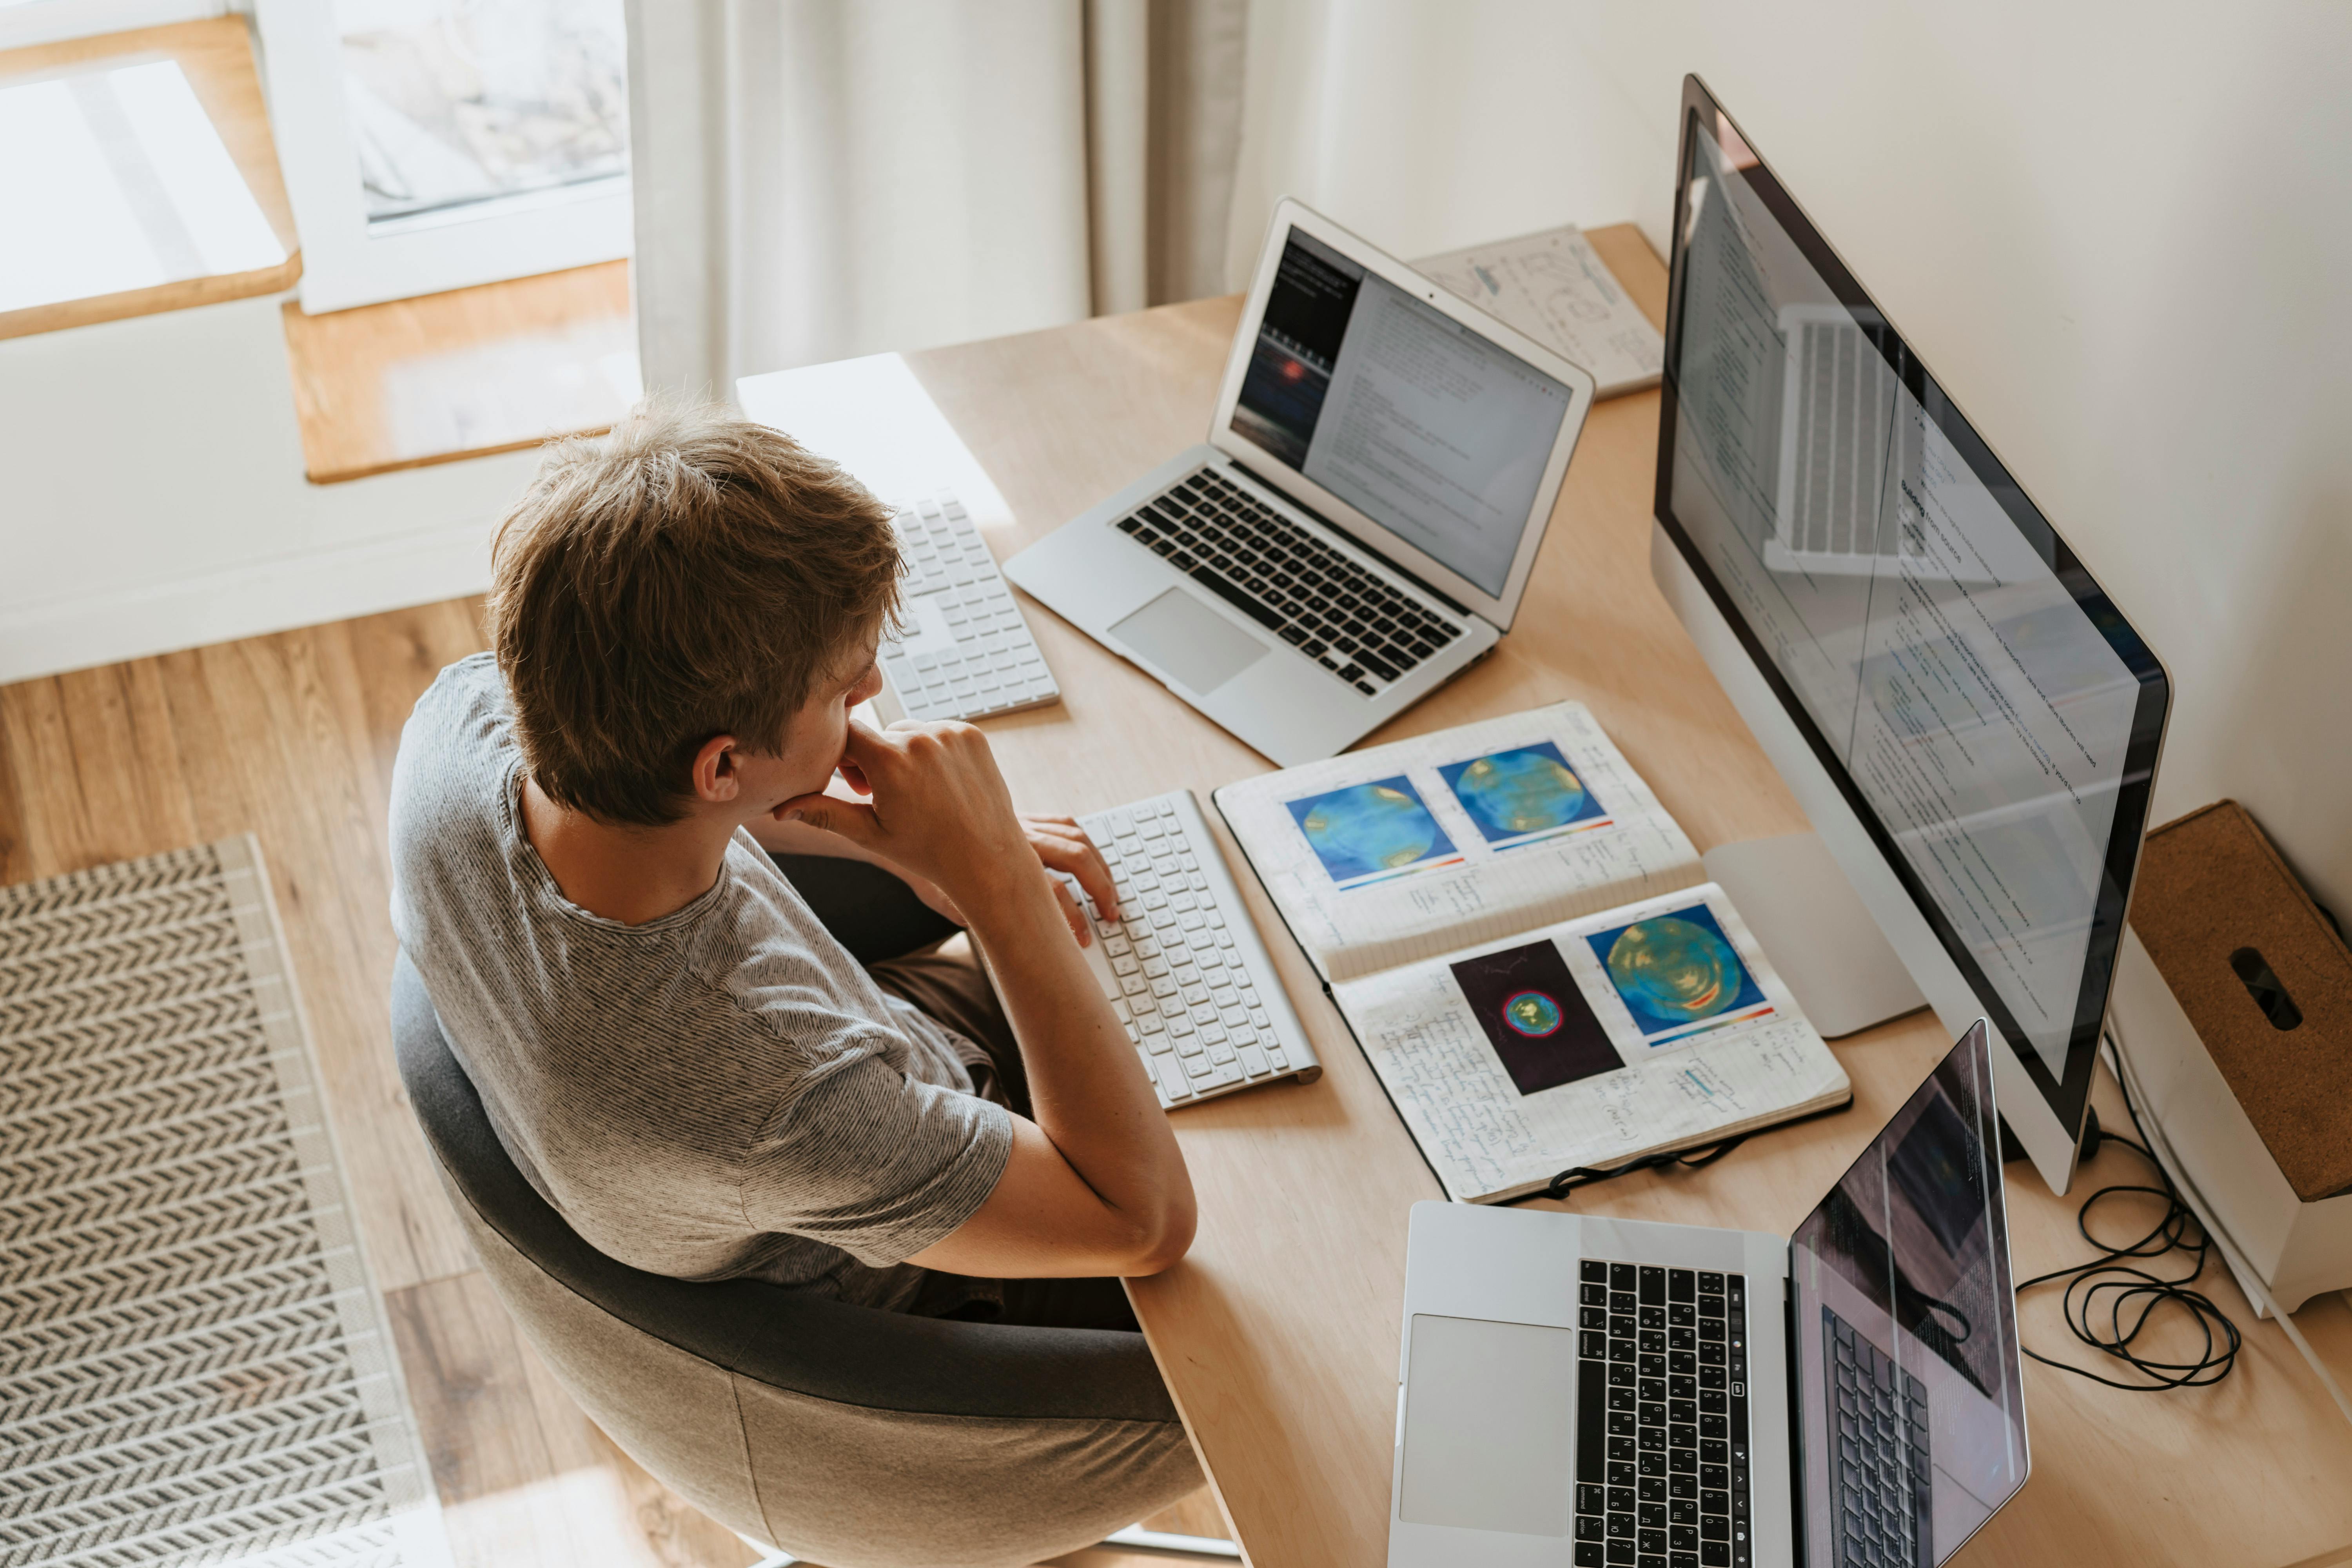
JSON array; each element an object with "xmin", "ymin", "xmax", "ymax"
[{"xmin": 487, "ymin": 399, "xmax": 901, "ymax": 826}]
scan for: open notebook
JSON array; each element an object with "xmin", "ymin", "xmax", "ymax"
[{"xmin": 1214, "ymin": 701, "xmax": 1851, "ymax": 1201}]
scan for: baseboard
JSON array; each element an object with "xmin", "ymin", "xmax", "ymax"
[{"xmin": 0, "ymin": 519, "xmax": 499, "ymax": 685}]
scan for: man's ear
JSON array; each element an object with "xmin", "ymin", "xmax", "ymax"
[{"xmin": 690, "ymin": 735, "xmax": 740, "ymax": 803}]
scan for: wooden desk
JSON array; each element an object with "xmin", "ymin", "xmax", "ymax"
[{"xmin": 894, "ymin": 226, "xmax": 2352, "ymax": 1568}]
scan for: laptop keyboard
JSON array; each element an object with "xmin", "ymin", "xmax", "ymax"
[
  {"xmin": 1573, "ymin": 1261, "xmax": 1753, "ymax": 1568},
  {"xmin": 1824, "ymin": 1307, "xmax": 1931, "ymax": 1568},
  {"xmin": 1109, "ymin": 468, "xmax": 1463, "ymax": 695}
]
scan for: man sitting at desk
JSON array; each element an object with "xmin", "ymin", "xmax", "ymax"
[{"xmin": 387, "ymin": 402, "xmax": 1200, "ymax": 1536}]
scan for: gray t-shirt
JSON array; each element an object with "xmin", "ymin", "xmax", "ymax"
[{"xmin": 388, "ymin": 655, "xmax": 1012, "ymax": 1311}]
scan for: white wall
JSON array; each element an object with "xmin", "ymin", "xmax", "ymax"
[
  {"xmin": 0, "ymin": 294, "xmax": 537, "ymax": 685},
  {"xmin": 1232, "ymin": 0, "xmax": 2352, "ymax": 915},
  {"xmin": 1224, "ymin": 0, "xmax": 1659, "ymax": 277}
]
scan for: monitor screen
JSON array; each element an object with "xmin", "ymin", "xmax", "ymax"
[
  {"xmin": 1229, "ymin": 227, "xmax": 1575, "ymax": 598},
  {"xmin": 1790, "ymin": 1022, "xmax": 2027, "ymax": 1565},
  {"xmin": 1655, "ymin": 93, "xmax": 2169, "ymax": 1138}
]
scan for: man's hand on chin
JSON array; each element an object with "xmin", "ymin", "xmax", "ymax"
[
  {"xmin": 773, "ymin": 720, "xmax": 1121, "ymax": 947},
  {"xmin": 746, "ymin": 793, "xmax": 966, "ymax": 924}
]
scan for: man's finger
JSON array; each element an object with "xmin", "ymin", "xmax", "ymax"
[
  {"xmin": 839, "ymin": 717, "xmax": 898, "ymax": 769},
  {"xmin": 1049, "ymin": 876, "xmax": 1091, "ymax": 947},
  {"xmin": 1032, "ymin": 832, "xmax": 1120, "ymax": 923},
  {"xmin": 780, "ymin": 792, "xmax": 882, "ymax": 848}
]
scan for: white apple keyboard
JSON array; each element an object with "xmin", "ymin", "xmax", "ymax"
[
  {"xmin": 1074, "ymin": 789, "xmax": 1320, "ymax": 1107},
  {"xmin": 877, "ymin": 490, "xmax": 1060, "ymax": 722}
]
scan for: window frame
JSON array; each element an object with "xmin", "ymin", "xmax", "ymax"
[
  {"xmin": 0, "ymin": 0, "xmax": 225, "ymax": 52},
  {"xmin": 252, "ymin": 0, "xmax": 630, "ymax": 313}
]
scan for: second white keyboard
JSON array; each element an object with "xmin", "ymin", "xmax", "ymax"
[
  {"xmin": 1075, "ymin": 790, "xmax": 1320, "ymax": 1108},
  {"xmin": 879, "ymin": 491, "xmax": 1060, "ymax": 722}
]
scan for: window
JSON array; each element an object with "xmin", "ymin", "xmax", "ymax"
[
  {"xmin": 256, "ymin": 0, "xmax": 631, "ymax": 312},
  {"xmin": 0, "ymin": 54, "xmax": 283, "ymax": 314}
]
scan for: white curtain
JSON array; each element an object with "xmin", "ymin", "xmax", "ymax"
[
  {"xmin": 627, "ymin": 0, "xmax": 1093, "ymax": 398},
  {"xmin": 626, "ymin": 0, "xmax": 1249, "ymax": 399},
  {"xmin": 623, "ymin": 0, "xmax": 1628, "ymax": 399}
]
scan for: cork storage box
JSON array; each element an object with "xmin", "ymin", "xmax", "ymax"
[{"xmin": 2109, "ymin": 800, "xmax": 2352, "ymax": 1314}]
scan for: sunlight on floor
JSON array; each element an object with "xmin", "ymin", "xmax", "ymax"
[
  {"xmin": 443, "ymin": 1467, "xmax": 752, "ymax": 1568},
  {"xmin": 0, "ymin": 57, "xmax": 280, "ymax": 310}
]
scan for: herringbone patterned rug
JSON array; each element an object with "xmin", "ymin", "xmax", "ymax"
[{"xmin": 2, "ymin": 838, "xmax": 443, "ymax": 1568}]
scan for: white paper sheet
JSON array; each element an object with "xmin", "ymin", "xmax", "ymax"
[
  {"xmin": 1333, "ymin": 884, "xmax": 1849, "ymax": 1202},
  {"xmin": 1215, "ymin": 702, "xmax": 1703, "ymax": 984},
  {"xmin": 1414, "ymin": 226, "xmax": 1664, "ymax": 399},
  {"xmin": 735, "ymin": 351, "xmax": 1018, "ymax": 527}
]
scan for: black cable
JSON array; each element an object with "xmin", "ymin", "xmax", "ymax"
[
  {"xmin": 1532, "ymin": 1135, "xmax": 1751, "ymax": 1203},
  {"xmin": 2013, "ymin": 1037, "xmax": 2242, "ymax": 1391}
]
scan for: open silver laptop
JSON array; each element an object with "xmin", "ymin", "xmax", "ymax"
[
  {"xmin": 1389, "ymin": 1022, "xmax": 2029, "ymax": 1568},
  {"xmin": 1004, "ymin": 199, "xmax": 1596, "ymax": 767}
]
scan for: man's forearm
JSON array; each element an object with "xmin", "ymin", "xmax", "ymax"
[{"xmin": 965, "ymin": 875, "xmax": 1191, "ymax": 1238}]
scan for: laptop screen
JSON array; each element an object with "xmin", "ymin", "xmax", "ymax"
[
  {"xmin": 1789, "ymin": 1022, "xmax": 2027, "ymax": 1566},
  {"xmin": 1227, "ymin": 227, "xmax": 1575, "ymax": 598}
]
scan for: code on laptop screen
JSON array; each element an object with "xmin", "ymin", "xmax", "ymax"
[{"xmin": 1230, "ymin": 227, "xmax": 1572, "ymax": 598}]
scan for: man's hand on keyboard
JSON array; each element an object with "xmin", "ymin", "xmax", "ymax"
[
  {"xmin": 775, "ymin": 719, "xmax": 1118, "ymax": 945},
  {"xmin": 867, "ymin": 814, "xmax": 1120, "ymax": 947},
  {"xmin": 1019, "ymin": 813, "xmax": 1121, "ymax": 943}
]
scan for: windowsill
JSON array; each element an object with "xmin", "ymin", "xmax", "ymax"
[
  {"xmin": 0, "ymin": 16, "xmax": 301, "ymax": 341},
  {"xmin": 279, "ymin": 260, "xmax": 636, "ymax": 484}
]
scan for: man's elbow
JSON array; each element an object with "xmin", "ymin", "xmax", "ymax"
[{"xmin": 1122, "ymin": 1197, "xmax": 1197, "ymax": 1277}]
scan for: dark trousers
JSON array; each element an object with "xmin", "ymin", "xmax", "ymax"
[{"xmin": 770, "ymin": 853, "xmax": 1140, "ymax": 1333}]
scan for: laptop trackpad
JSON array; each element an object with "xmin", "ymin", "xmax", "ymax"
[
  {"xmin": 1398, "ymin": 1314, "xmax": 1578, "ymax": 1537},
  {"xmin": 1110, "ymin": 587, "xmax": 1269, "ymax": 695}
]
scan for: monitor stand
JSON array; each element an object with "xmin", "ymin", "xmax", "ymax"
[{"xmin": 1702, "ymin": 831, "xmax": 1927, "ymax": 1039}]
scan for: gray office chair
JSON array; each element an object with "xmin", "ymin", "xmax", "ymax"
[{"xmin": 390, "ymin": 952, "xmax": 1202, "ymax": 1568}]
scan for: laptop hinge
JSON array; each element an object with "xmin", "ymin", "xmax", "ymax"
[
  {"xmin": 1221, "ymin": 455, "xmax": 1478, "ymax": 621},
  {"xmin": 1783, "ymin": 1259, "xmax": 1808, "ymax": 1563}
]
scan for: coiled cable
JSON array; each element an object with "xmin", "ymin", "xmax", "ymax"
[{"xmin": 2013, "ymin": 1036, "xmax": 2243, "ymax": 1391}]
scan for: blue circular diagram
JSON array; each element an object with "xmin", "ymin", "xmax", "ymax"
[
  {"xmin": 1454, "ymin": 751, "xmax": 1588, "ymax": 837},
  {"xmin": 1502, "ymin": 989, "xmax": 1565, "ymax": 1037},
  {"xmin": 1301, "ymin": 784, "xmax": 1439, "ymax": 873},
  {"xmin": 1605, "ymin": 917, "xmax": 1745, "ymax": 1024}
]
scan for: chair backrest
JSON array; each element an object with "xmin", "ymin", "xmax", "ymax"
[{"xmin": 390, "ymin": 951, "xmax": 1191, "ymax": 1568}]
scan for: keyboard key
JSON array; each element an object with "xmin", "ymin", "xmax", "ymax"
[{"xmin": 1153, "ymin": 1056, "xmax": 1192, "ymax": 1100}]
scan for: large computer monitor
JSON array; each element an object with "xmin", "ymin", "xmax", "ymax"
[{"xmin": 1651, "ymin": 75, "xmax": 2172, "ymax": 1196}]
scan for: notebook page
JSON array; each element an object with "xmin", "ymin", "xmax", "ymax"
[
  {"xmin": 1216, "ymin": 702, "xmax": 1702, "ymax": 983},
  {"xmin": 1414, "ymin": 225, "xmax": 1664, "ymax": 399},
  {"xmin": 1332, "ymin": 884, "xmax": 1850, "ymax": 1203}
]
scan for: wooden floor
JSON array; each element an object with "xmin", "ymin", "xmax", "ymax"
[{"xmin": 0, "ymin": 599, "xmax": 1225, "ymax": 1567}]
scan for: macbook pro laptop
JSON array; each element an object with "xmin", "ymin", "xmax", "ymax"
[
  {"xmin": 1389, "ymin": 1021, "xmax": 2028, "ymax": 1568},
  {"xmin": 1004, "ymin": 199, "xmax": 1597, "ymax": 767}
]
